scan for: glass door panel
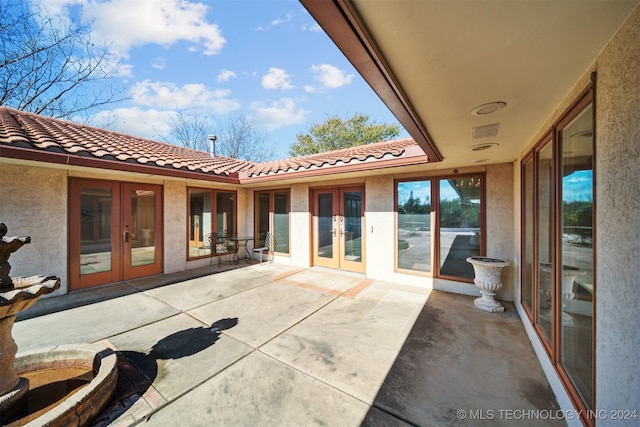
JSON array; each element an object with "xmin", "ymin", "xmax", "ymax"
[
  {"xmin": 69, "ymin": 179, "xmax": 121, "ymax": 291},
  {"xmin": 312, "ymin": 187, "xmax": 365, "ymax": 273},
  {"xmin": 340, "ymin": 190, "xmax": 364, "ymax": 272},
  {"xmin": 80, "ymin": 187, "xmax": 114, "ymax": 275},
  {"xmin": 438, "ymin": 176, "xmax": 481, "ymax": 280},
  {"xmin": 560, "ymin": 103, "xmax": 594, "ymax": 406},
  {"xmin": 274, "ymin": 192, "xmax": 290, "ymax": 254},
  {"xmin": 316, "ymin": 192, "xmax": 335, "ymax": 261},
  {"xmin": 129, "ymin": 189, "xmax": 157, "ymax": 267},
  {"xmin": 537, "ymin": 141, "xmax": 554, "ymax": 344},
  {"xmin": 123, "ymin": 183, "xmax": 162, "ymax": 278},
  {"xmin": 256, "ymin": 192, "xmax": 270, "ymax": 248}
]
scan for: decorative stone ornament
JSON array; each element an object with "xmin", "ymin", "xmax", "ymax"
[
  {"xmin": 466, "ymin": 256, "xmax": 510, "ymax": 313},
  {"xmin": 0, "ymin": 222, "xmax": 117, "ymax": 425}
]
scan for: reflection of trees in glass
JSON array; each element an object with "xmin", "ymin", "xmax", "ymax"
[
  {"xmin": 439, "ymin": 199, "xmax": 480, "ymax": 228},
  {"xmin": 563, "ymin": 201, "xmax": 592, "ymax": 227},
  {"xmin": 398, "ymin": 190, "xmax": 430, "ymax": 214}
]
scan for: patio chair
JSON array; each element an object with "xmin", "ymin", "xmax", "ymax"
[
  {"xmin": 253, "ymin": 231, "xmax": 275, "ymax": 263},
  {"xmin": 200, "ymin": 232, "xmax": 216, "ymax": 265}
]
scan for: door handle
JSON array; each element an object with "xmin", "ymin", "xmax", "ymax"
[{"xmin": 124, "ymin": 226, "xmax": 129, "ymax": 243}]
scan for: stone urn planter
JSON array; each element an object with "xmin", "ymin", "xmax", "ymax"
[
  {"xmin": 539, "ymin": 263, "xmax": 586, "ymax": 326},
  {"xmin": 466, "ymin": 256, "xmax": 510, "ymax": 313}
]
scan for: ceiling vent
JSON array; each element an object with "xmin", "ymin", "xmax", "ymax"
[{"xmin": 472, "ymin": 123, "xmax": 500, "ymax": 139}]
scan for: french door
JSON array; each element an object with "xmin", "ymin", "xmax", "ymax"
[
  {"xmin": 312, "ymin": 186, "xmax": 365, "ymax": 273},
  {"xmin": 69, "ymin": 179, "xmax": 163, "ymax": 290}
]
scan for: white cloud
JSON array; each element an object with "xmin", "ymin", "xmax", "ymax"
[
  {"xmin": 130, "ymin": 80, "xmax": 241, "ymax": 114},
  {"xmin": 217, "ymin": 69, "xmax": 237, "ymax": 83},
  {"xmin": 151, "ymin": 57, "xmax": 166, "ymax": 70},
  {"xmin": 261, "ymin": 68, "xmax": 294, "ymax": 90},
  {"xmin": 256, "ymin": 11, "xmax": 295, "ymax": 31},
  {"xmin": 252, "ymin": 98, "xmax": 308, "ymax": 131},
  {"xmin": 271, "ymin": 11, "xmax": 295, "ymax": 26},
  {"xmin": 92, "ymin": 107, "xmax": 175, "ymax": 140},
  {"xmin": 301, "ymin": 23, "xmax": 322, "ymax": 32},
  {"xmin": 43, "ymin": 0, "xmax": 226, "ymax": 58},
  {"xmin": 303, "ymin": 85, "xmax": 315, "ymax": 93},
  {"xmin": 310, "ymin": 64, "xmax": 354, "ymax": 89}
]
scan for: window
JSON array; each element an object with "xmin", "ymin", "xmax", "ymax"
[
  {"xmin": 438, "ymin": 175, "xmax": 483, "ymax": 280},
  {"xmin": 559, "ymin": 102, "xmax": 594, "ymax": 410},
  {"xmin": 188, "ymin": 188, "xmax": 236, "ymax": 259},
  {"xmin": 522, "ymin": 154, "xmax": 535, "ymax": 316},
  {"xmin": 397, "ymin": 180, "xmax": 431, "ymax": 273},
  {"xmin": 395, "ymin": 175, "xmax": 484, "ymax": 281},
  {"xmin": 520, "ymin": 87, "xmax": 595, "ymax": 420},
  {"xmin": 255, "ymin": 190, "xmax": 290, "ymax": 254}
]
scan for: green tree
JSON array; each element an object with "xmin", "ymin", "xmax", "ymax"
[{"xmin": 289, "ymin": 113, "xmax": 400, "ymax": 156}]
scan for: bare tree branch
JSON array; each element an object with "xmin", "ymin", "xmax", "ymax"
[
  {"xmin": 160, "ymin": 111, "xmax": 211, "ymax": 152},
  {"xmin": 0, "ymin": 0, "xmax": 127, "ymax": 119},
  {"xmin": 160, "ymin": 111, "xmax": 276, "ymax": 162},
  {"xmin": 217, "ymin": 113, "xmax": 275, "ymax": 162}
]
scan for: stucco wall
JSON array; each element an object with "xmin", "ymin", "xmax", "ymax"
[
  {"xmin": 289, "ymin": 183, "xmax": 311, "ymax": 267},
  {"xmin": 163, "ymin": 180, "xmax": 187, "ymax": 274},
  {"xmin": 485, "ymin": 163, "xmax": 515, "ymax": 302},
  {"xmin": 365, "ymin": 175, "xmax": 395, "ymax": 281},
  {"xmin": 0, "ymin": 163, "xmax": 69, "ymax": 295},
  {"xmin": 593, "ymin": 4, "xmax": 640, "ymax": 422}
]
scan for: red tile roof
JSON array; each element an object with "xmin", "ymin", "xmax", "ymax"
[
  {"xmin": 247, "ymin": 137, "xmax": 421, "ymax": 177},
  {"xmin": 0, "ymin": 107, "xmax": 253, "ymax": 176},
  {"xmin": 0, "ymin": 107, "xmax": 428, "ymax": 181}
]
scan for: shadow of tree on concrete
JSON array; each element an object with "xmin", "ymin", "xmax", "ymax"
[{"xmin": 91, "ymin": 318, "xmax": 238, "ymax": 426}]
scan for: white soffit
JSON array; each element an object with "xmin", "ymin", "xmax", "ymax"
[{"xmin": 349, "ymin": 0, "xmax": 639, "ymax": 166}]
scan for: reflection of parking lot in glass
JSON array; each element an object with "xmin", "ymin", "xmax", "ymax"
[
  {"xmin": 397, "ymin": 214, "xmax": 430, "ymax": 272},
  {"xmin": 562, "ymin": 232, "xmax": 593, "ymax": 290}
]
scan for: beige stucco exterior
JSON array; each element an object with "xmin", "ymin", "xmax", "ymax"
[
  {"xmin": 1, "ymin": 158, "xmax": 515, "ymax": 300},
  {"xmin": 1, "ymin": 5, "xmax": 639, "ymax": 424}
]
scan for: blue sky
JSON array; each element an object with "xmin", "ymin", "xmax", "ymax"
[{"xmin": 36, "ymin": 0, "xmax": 407, "ymax": 160}]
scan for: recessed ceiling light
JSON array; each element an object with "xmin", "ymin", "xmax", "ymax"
[
  {"xmin": 471, "ymin": 101, "xmax": 507, "ymax": 116},
  {"xmin": 471, "ymin": 143, "xmax": 498, "ymax": 151}
]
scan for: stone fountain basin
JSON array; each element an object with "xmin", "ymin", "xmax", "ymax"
[{"xmin": 13, "ymin": 344, "xmax": 117, "ymax": 426}]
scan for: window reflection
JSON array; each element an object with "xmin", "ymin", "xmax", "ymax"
[
  {"xmin": 439, "ymin": 176, "xmax": 482, "ymax": 279},
  {"xmin": 560, "ymin": 103, "xmax": 594, "ymax": 406},
  {"xmin": 80, "ymin": 188, "xmax": 112, "ymax": 275},
  {"xmin": 537, "ymin": 141, "xmax": 554, "ymax": 343},
  {"xmin": 255, "ymin": 190, "xmax": 290, "ymax": 254},
  {"xmin": 188, "ymin": 188, "xmax": 236, "ymax": 259},
  {"xmin": 397, "ymin": 180, "xmax": 431, "ymax": 272}
]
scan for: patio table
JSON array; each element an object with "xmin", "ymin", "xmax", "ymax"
[{"xmin": 229, "ymin": 236, "xmax": 254, "ymax": 264}]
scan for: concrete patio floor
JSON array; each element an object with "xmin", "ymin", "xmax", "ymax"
[{"xmin": 13, "ymin": 263, "xmax": 565, "ymax": 427}]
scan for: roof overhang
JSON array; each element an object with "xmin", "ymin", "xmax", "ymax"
[
  {"xmin": 301, "ymin": 0, "xmax": 639, "ymax": 167},
  {"xmin": 0, "ymin": 145, "xmax": 241, "ymax": 184}
]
